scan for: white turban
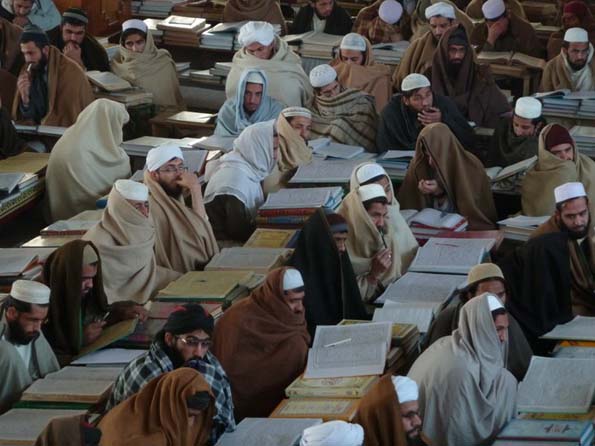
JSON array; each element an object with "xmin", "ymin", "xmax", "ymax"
[
  {"xmin": 401, "ymin": 73, "xmax": 431, "ymax": 92},
  {"xmin": 282, "ymin": 106, "xmax": 312, "ymax": 119},
  {"xmin": 146, "ymin": 143, "xmax": 184, "ymax": 172},
  {"xmin": 554, "ymin": 181, "xmax": 587, "ymax": 204},
  {"xmin": 392, "ymin": 375, "xmax": 419, "ymax": 403},
  {"xmin": 340, "ymin": 33, "xmax": 367, "ymax": 52},
  {"xmin": 514, "ymin": 97, "xmax": 542, "ymax": 119},
  {"xmin": 564, "ymin": 27, "xmax": 589, "ymax": 43},
  {"xmin": 358, "ymin": 184, "xmax": 386, "ymax": 202},
  {"xmin": 309, "ymin": 64, "xmax": 338, "ymax": 88},
  {"xmin": 300, "ymin": 421, "xmax": 364, "ymax": 446},
  {"xmin": 122, "ymin": 19, "xmax": 148, "ymax": 33},
  {"xmin": 379, "ymin": 0, "xmax": 403, "ymax": 25},
  {"xmin": 238, "ymin": 21, "xmax": 275, "ymax": 47},
  {"xmin": 356, "ymin": 163, "xmax": 387, "ymax": 184},
  {"xmin": 10, "ymin": 280, "xmax": 50, "ymax": 305},
  {"xmin": 283, "ymin": 268, "xmax": 304, "ymax": 290},
  {"xmin": 114, "ymin": 179, "xmax": 149, "ymax": 201},
  {"xmin": 425, "ymin": 2, "xmax": 456, "ymax": 19},
  {"xmin": 482, "ymin": 0, "xmax": 506, "ymax": 20}
]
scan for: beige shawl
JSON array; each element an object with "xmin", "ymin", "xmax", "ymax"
[
  {"xmin": 541, "ymin": 49, "xmax": 595, "ymax": 92},
  {"xmin": 83, "ymin": 186, "xmax": 181, "ymax": 304},
  {"xmin": 409, "ymin": 0, "xmax": 474, "ymax": 44},
  {"xmin": 465, "ymin": 0, "xmax": 526, "ymax": 20},
  {"xmin": 45, "ymin": 99, "xmax": 131, "ymax": 222},
  {"xmin": 522, "ymin": 123, "xmax": 595, "ymax": 217},
  {"xmin": 223, "ymin": 0, "xmax": 287, "ymax": 34},
  {"xmin": 111, "ymin": 32, "xmax": 184, "ymax": 112},
  {"xmin": 144, "ymin": 171, "xmax": 219, "ymax": 273},
  {"xmin": 330, "ymin": 37, "xmax": 392, "ymax": 112},
  {"xmin": 225, "ymin": 37, "xmax": 313, "ymax": 107}
]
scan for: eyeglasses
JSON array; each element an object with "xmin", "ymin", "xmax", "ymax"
[
  {"xmin": 176, "ymin": 335, "xmax": 212, "ymax": 349},
  {"xmin": 158, "ymin": 165, "xmax": 188, "ymax": 174}
]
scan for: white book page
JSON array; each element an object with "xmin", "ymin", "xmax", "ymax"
[
  {"xmin": 373, "ymin": 304, "xmax": 436, "ymax": 332},
  {"xmin": 377, "ymin": 272, "xmax": 464, "ymax": 305},
  {"xmin": 207, "ymin": 248, "xmax": 288, "ymax": 269},
  {"xmin": 215, "ymin": 418, "xmax": 322, "ymax": 446},
  {"xmin": 408, "ymin": 238, "xmax": 493, "ymax": 274},
  {"xmin": 260, "ymin": 187, "xmax": 341, "ymax": 209},
  {"xmin": 541, "ymin": 316, "xmax": 595, "ymax": 341},
  {"xmin": 408, "ymin": 208, "xmax": 465, "ymax": 229},
  {"xmin": 290, "ymin": 159, "xmax": 362, "ymax": 183}
]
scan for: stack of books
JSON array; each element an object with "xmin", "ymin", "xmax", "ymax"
[
  {"xmin": 209, "ymin": 61, "xmax": 233, "ymax": 78},
  {"xmin": 87, "ymin": 71, "xmax": 154, "ymax": 107},
  {"xmin": 377, "ymin": 150, "xmax": 414, "ymax": 180},
  {"xmin": 283, "ymin": 31, "xmax": 342, "ymax": 59},
  {"xmin": 157, "ymin": 15, "xmax": 210, "ymax": 47},
  {"xmin": 570, "ymin": 126, "xmax": 595, "ymax": 157},
  {"xmin": 400, "ymin": 208, "xmax": 468, "ymax": 240},
  {"xmin": 144, "ymin": 18, "xmax": 164, "ymax": 44},
  {"xmin": 497, "ymin": 215, "xmax": 549, "ymax": 241},
  {"xmin": 172, "ymin": 0, "xmax": 224, "ymax": 21},
  {"xmin": 132, "ymin": 0, "xmax": 185, "ymax": 18},
  {"xmin": 0, "ymin": 153, "xmax": 46, "ymax": 221},
  {"xmin": 372, "ymin": 41, "xmax": 410, "ymax": 65},
  {"xmin": 494, "ymin": 419, "xmax": 594, "ymax": 446},
  {"xmin": 536, "ymin": 90, "xmax": 595, "ymax": 119}
]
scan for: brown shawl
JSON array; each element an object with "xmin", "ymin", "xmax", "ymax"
[
  {"xmin": 12, "ymin": 45, "xmax": 94, "ymax": 126},
  {"xmin": 212, "ymin": 267, "xmax": 310, "ymax": 420},
  {"xmin": 465, "ymin": 0, "xmax": 527, "ymax": 20},
  {"xmin": 0, "ymin": 17, "xmax": 22, "ymax": 73},
  {"xmin": 532, "ymin": 216, "xmax": 595, "ymax": 316},
  {"xmin": 35, "ymin": 414, "xmax": 87, "ymax": 446},
  {"xmin": 352, "ymin": 0, "xmax": 413, "ymax": 44},
  {"xmin": 393, "ymin": 31, "xmax": 436, "ymax": 91},
  {"xmin": 98, "ymin": 368, "xmax": 215, "ymax": 446},
  {"xmin": 409, "ymin": 0, "xmax": 474, "ymax": 43},
  {"xmin": 541, "ymin": 50, "xmax": 595, "ymax": 92},
  {"xmin": 398, "ymin": 123, "xmax": 497, "ymax": 229},
  {"xmin": 42, "ymin": 240, "xmax": 108, "ymax": 358},
  {"xmin": 330, "ymin": 37, "xmax": 392, "ymax": 112},
  {"xmin": 223, "ymin": 0, "xmax": 287, "ymax": 34},
  {"xmin": 145, "ymin": 172, "xmax": 219, "ymax": 273},
  {"xmin": 431, "ymin": 26, "xmax": 511, "ymax": 128}
]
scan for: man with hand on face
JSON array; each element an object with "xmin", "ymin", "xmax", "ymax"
[
  {"xmin": 107, "ymin": 304, "xmax": 235, "ymax": 443},
  {"xmin": 0, "ymin": 280, "xmax": 59, "ymax": 413},
  {"xmin": 377, "ymin": 73, "xmax": 474, "ymax": 151},
  {"xmin": 290, "ymin": 0, "xmax": 352, "ymax": 35},
  {"xmin": 49, "ymin": 8, "xmax": 109, "ymax": 72}
]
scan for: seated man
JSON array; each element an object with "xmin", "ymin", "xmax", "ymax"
[
  {"xmin": 330, "ymin": 33, "xmax": 392, "ymax": 111},
  {"xmin": 111, "ymin": 19, "xmax": 184, "ymax": 112},
  {"xmin": 13, "ymin": 24, "xmax": 94, "ymax": 126},
  {"xmin": 0, "ymin": 0, "xmax": 60, "ymax": 31},
  {"xmin": 547, "ymin": 1, "xmax": 595, "ymax": 60},
  {"xmin": 353, "ymin": 0, "xmax": 411, "ymax": 44},
  {"xmin": 399, "ymin": 123, "xmax": 497, "ymax": 229},
  {"xmin": 0, "ymin": 16, "xmax": 23, "ymax": 107},
  {"xmin": 145, "ymin": 144, "xmax": 219, "ymax": 272},
  {"xmin": 215, "ymin": 68, "xmax": 284, "ymax": 137},
  {"xmin": 226, "ymin": 21, "xmax": 312, "ymax": 107},
  {"xmin": 465, "ymin": 0, "xmax": 526, "ymax": 20},
  {"xmin": 532, "ymin": 182, "xmax": 595, "ymax": 316},
  {"xmin": 0, "ymin": 280, "xmax": 59, "ymax": 412},
  {"xmin": 409, "ymin": 294, "xmax": 517, "ymax": 445},
  {"xmin": 49, "ymin": 8, "xmax": 110, "ymax": 72},
  {"xmin": 470, "ymin": 0, "xmax": 544, "ymax": 58},
  {"xmin": 300, "ymin": 421, "xmax": 364, "ymax": 446},
  {"xmin": 426, "ymin": 263, "xmax": 532, "ymax": 380},
  {"xmin": 107, "ymin": 304, "xmax": 235, "ymax": 443},
  {"xmin": 354, "ymin": 375, "xmax": 431, "ymax": 445},
  {"xmin": 213, "ymin": 267, "xmax": 310, "ymax": 420},
  {"xmin": 41, "ymin": 240, "xmax": 148, "ymax": 363},
  {"xmin": 522, "ymin": 123, "xmax": 595, "ymax": 217},
  {"xmin": 83, "ymin": 180, "xmax": 181, "ymax": 304},
  {"xmin": 223, "ymin": 0, "xmax": 286, "ymax": 34},
  {"xmin": 393, "ymin": 2, "xmax": 458, "ymax": 89},
  {"xmin": 290, "ymin": 0, "xmax": 352, "ymax": 35},
  {"xmin": 486, "ymin": 96, "xmax": 545, "ymax": 167},
  {"xmin": 338, "ymin": 184, "xmax": 403, "ymax": 301},
  {"xmin": 431, "ymin": 25, "xmax": 510, "ymax": 128},
  {"xmin": 308, "ymin": 64, "xmax": 378, "ymax": 152},
  {"xmin": 542, "ymin": 27, "xmax": 595, "ymax": 92},
  {"xmin": 377, "ymin": 73, "xmax": 474, "ymax": 151}
]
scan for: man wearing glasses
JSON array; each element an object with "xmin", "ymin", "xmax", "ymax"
[
  {"xmin": 144, "ymin": 143, "xmax": 219, "ymax": 273},
  {"xmin": 107, "ymin": 304, "xmax": 235, "ymax": 443}
]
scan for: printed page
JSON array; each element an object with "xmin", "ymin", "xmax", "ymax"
[
  {"xmin": 290, "ymin": 159, "xmax": 362, "ymax": 183},
  {"xmin": 408, "ymin": 238, "xmax": 493, "ymax": 274},
  {"xmin": 377, "ymin": 272, "xmax": 463, "ymax": 305},
  {"xmin": 541, "ymin": 316, "xmax": 595, "ymax": 341},
  {"xmin": 216, "ymin": 418, "xmax": 322, "ymax": 446},
  {"xmin": 260, "ymin": 187, "xmax": 341, "ymax": 209},
  {"xmin": 373, "ymin": 304, "xmax": 436, "ymax": 333}
]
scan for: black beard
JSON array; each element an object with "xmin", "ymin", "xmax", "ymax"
[
  {"xmin": 32, "ymin": 54, "xmax": 48, "ymax": 72},
  {"xmin": 568, "ymin": 59, "xmax": 588, "ymax": 71},
  {"xmin": 161, "ymin": 182, "xmax": 183, "ymax": 198},
  {"xmin": 407, "ymin": 436, "xmax": 427, "ymax": 446},
  {"xmin": 161, "ymin": 340, "xmax": 185, "ymax": 368},
  {"xmin": 447, "ymin": 61, "xmax": 462, "ymax": 78},
  {"xmin": 560, "ymin": 216, "xmax": 591, "ymax": 240},
  {"xmin": 7, "ymin": 319, "xmax": 39, "ymax": 345}
]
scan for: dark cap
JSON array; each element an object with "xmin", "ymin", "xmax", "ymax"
[
  {"xmin": 20, "ymin": 24, "xmax": 49, "ymax": 46},
  {"xmin": 162, "ymin": 304, "xmax": 214, "ymax": 336}
]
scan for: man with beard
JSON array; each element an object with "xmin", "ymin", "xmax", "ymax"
[
  {"xmin": 546, "ymin": 1, "xmax": 595, "ymax": 60},
  {"xmin": 532, "ymin": 182, "xmax": 595, "ymax": 316},
  {"xmin": 144, "ymin": 144, "xmax": 219, "ymax": 273},
  {"xmin": 290, "ymin": 0, "xmax": 352, "ymax": 35},
  {"xmin": 431, "ymin": 25, "xmax": 510, "ymax": 129},
  {"xmin": 12, "ymin": 24, "xmax": 93, "ymax": 127},
  {"xmin": 542, "ymin": 27, "xmax": 595, "ymax": 92},
  {"xmin": 107, "ymin": 304, "xmax": 235, "ymax": 443},
  {"xmin": 49, "ymin": 8, "xmax": 109, "ymax": 72},
  {"xmin": 0, "ymin": 280, "xmax": 59, "ymax": 413},
  {"xmin": 377, "ymin": 73, "xmax": 474, "ymax": 151}
]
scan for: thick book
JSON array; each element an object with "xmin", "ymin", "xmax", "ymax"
[
  {"xmin": 376, "ymin": 271, "xmax": 464, "ymax": 306},
  {"xmin": 259, "ymin": 187, "xmax": 343, "ymax": 210},
  {"xmin": 373, "ymin": 303, "xmax": 437, "ymax": 333},
  {"xmin": 269, "ymin": 398, "xmax": 360, "ymax": 422},
  {"xmin": 285, "ymin": 374, "xmax": 378, "ymax": 399},
  {"xmin": 75, "ymin": 318, "xmax": 138, "ymax": 358},
  {"xmin": 0, "ymin": 153, "xmax": 49, "ymax": 175},
  {"xmin": 497, "ymin": 419, "xmax": 593, "ymax": 443},
  {"xmin": 0, "ymin": 172, "xmax": 24, "ymax": 195},
  {"xmin": 477, "ymin": 51, "xmax": 546, "ymax": 70},
  {"xmin": 158, "ymin": 15, "xmax": 207, "ymax": 32},
  {"xmin": 21, "ymin": 377, "xmax": 114, "ymax": 404},
  {"xmin": 244, "ymin": 228, "xmax": 298, "ymax": 248},
  {"xmin": 215, "ymin": 418, "xmax": 322, "ymax": 446},
  {"xmin": 86, "ymin": 70, "xmax": 132, "ymax": 92},
  {"xmin": 40, "ymin": 220, "xmax": 98, "ymax": 236},
  {"xmin": 0, "ymin": 408, "xmax": 87, "ymax": 445},
  {"xmin": 205, "ymin": 247, "xmax": 292, "ymax": 274},
  {"xmin": 486, "ymin": 155, "xmax": 538, "ymax": 182},
  {"xmin": 0, "ymin": 251, "xmax": 38, "ymax": 277},
  {"xmin": 338, "ymin": 319, "xmax": 419, "ymax": 350},
  {"xmin": 403, "ymin": 208, "xmax": 468, "ymax": 233},
  {"xmin": 289, "ymin": 159, "xmax": 363, "ymax": 185},
  {"xmin": 156, "ymin": 270, "xmax": 254, "ymax": 301}
]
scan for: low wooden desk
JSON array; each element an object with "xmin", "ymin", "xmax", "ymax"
[{"xmin": 489, "ymin": 64, "xmax": 540, "ymax": 97}]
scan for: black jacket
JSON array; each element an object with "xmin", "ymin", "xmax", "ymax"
[{"xmin": 290, "ymin": 4, "xmax": 353, "ymax": 35}]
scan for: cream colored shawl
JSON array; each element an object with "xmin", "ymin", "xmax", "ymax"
[
  {"xmin": 111, "ymin": 32, "xmax": 184, "ymax": 112},
  {"xmin": 144, "ymin": 172, "xmax": 219, "ymax": 273},
  {"xmin": 522, "ymin": 124, "xmax": 595, "ymax": 217},
  {"xmin": 225, "ymin": 37, "xmax": 313, "ymax": 107},
  {"xmin": 83, "ymin": 187, "xmax": 181, "ymax": 304},
  {"xmin": 465, "ymin": 0, "xmax": 526, "ymax": 20},
  {"xmin": 45, "ymin": 99, "xmax": 131, "ymax": 222},
  {"xmin": 541, "ymin": 47, "xmax": 595, "ymax": 92},
  {"xmin": 223, "ymin": 0, "xmax": 287, "ymax": 34}
]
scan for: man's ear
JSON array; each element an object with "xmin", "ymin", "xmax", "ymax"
[{"xmin": 5, "ymin": 306, "xmax": 18, "ymax": 322}]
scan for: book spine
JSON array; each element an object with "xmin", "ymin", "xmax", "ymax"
[
  {"xmin": 40, "ymin": 230, "xmax": 88, "ymax": 236},
  {"xmin": 257, "ymin": 208, "xmax": 317, "ymax": 217},
  {"xmin": 255, "ymin": 215, "xmax": 312, "ymax": 225}
]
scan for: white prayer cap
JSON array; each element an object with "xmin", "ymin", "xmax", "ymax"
[
  {"xmin": 146, "ymin": 143, "xmax": 184, "ymax": 172},
  {"xmin": 514, "ymin": 97, "xmax": 542, "ymax": 119},
  {"xmin": 564, "ymin": 27, "xmax": 589, "ymax": 43},
  {"xmin": 358, "ymin": 184, "xmax": 386, "ymax": 202},
  {"xmin": 82, "ymin": 245, "xmax": 98, "ymax": 265},
  {"xmin": 10, "ymin": 280, "xmax": 50, "ymax": 305},
  {"xmin": 245, "ymin": 70, "xmax": 266, "ymax": 84},
  {"xmin": 309, "ymin": 64, "xmax": 337, "ymax": 88},
  {"xmin": 425, "ymin": 2, "xmax": 456, "ymax": 19},
  {"xmin": 283, "ymin": 268, "xmax": 304, "ymax": 291},
  {"xmin": 340, "ymin": 33, "xmax": 367, "ymax": 52},
  {"xmin": 300, "ymin": 421, "xmax": 364, "ymax": 446},
  {"xmin": 392, "ymin": 375, "xmax": 419, "ymax": 403},
  {"xmin": 482, "ymin": 0, "xmax": 506, "ymax": 20},
  {"xmin": 554, "ymin": 181, "xmax": 587, "ymax": 204},
  {"xmin": 401, "ymin": 73, "xmax": 431, "ymax": 92},
  {"xmin": 238, "ymin": 21, "xmax": 275, "ymax": 47},
  {"xmin": 486, "ymin": 294, "xmax": 504, "ymax": 312},
  {"xmin": 122, "ymin": 19, "xmax": 148, "ymax": 33},
  {"xmin": 379, "ymin": 0, "xmax": 403, "ymax": 25},
  {"xmin": 114, "ymin": 179, "xmax": 149, "ymax": 201},
  {"xmin": 282, "ymin": 106, "xmax": 312, "ymax": 119},
  {"xmin": 356, "ymin": 163, "xmax": 387, "ymax": 184}
]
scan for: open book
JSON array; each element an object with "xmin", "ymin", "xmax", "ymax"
[
  {"xmin": 373, "ymin": 303, "xmax": 437, "ymax": 333},
  {"xmin": 477, "ymin": 51, "xmax": 546, "ymax": 70},
  {"xmin": 309, "ymin": 138, "xmax": 365, "ymax": 160},
  {"xmin": 541, "ymin": 316, "xmax": 595, "ymax": 341},
  {"xmin": 205, "ymin": 247, "xmax": 292, "ymax": 274},
  {"xmin": 86, "ymin": 70, "xmax": 132, "ymax": 92},
  {"xmin": 376, "ymin": 271, "xmax": 464, "ymax": 305},
  {"xmin": 259, "ymin": 187, "xmax": 343, "ymax": 210},
  {"xmin": 485, "ymin": 155, "xmax": 537, "ymax": 182},
  {"xmin": 192, "ymin": 135, "xmax": 236, "ymax": 152},
  {"xmin": 289, "ymin": 159, "xmax": 362, "ymax": 185},
  {"xmin": 401, "ymin": 208, "xmax": 468, "ymax": 232},
  {"xmin": 216, "ymin": 418, "xmax": 322, "ymax": 446}
]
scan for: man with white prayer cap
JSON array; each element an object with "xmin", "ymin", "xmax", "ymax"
[
  {"xmin": 290, "ymin": 0, "xmax": 353, "ymax": 35},
  {"xmin": 542, "ymin": 27, "xmax": 595, "ymax": 92},
  {"xmin": 353, "ymin": 0, "xmax": 411, "ymax": 45},
  {"xmin": 0, "ymin": 280, "xmax": 59, "ymax": 412},
  {"xmin": 144, "ymin": 143, "xmax": 219, "ymax": 273},
  {"xmin": 470, "ymin": 0, "xmax": 543, "ymax": 57},
  {"xmin": 377, "ymin": 73, "xmax": 474, "ymax": 151},
  {"xmin": 307, "ymin": 64, "xmax": 378, "ymax": 151},
  {"xmin": 338, "ymin": 33, "xmax": 368, "ymax": 65},
  {"xmin": 486, "ymin": 96, "xmax": 546, "ymax": 167},
  {"xmin": 300, "ymin": 421, "xmax": 364, "ymax": 445}
]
